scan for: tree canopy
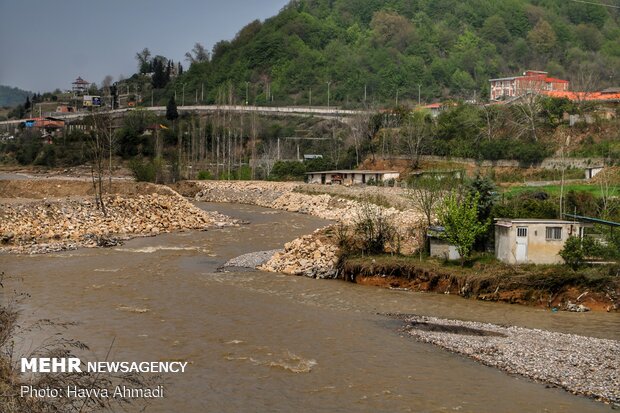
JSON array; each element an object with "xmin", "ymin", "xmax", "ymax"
[{"xmin": 161, "ymin": 0, "xmax": 620, "ymax": 106}]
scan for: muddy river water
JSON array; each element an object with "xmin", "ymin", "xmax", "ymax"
[{"xmin": 1, "ymin": 202, "xmax": 618, "ymax": 412}]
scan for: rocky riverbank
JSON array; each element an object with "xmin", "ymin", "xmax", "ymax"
[
  {"xmin": 258, "ymin": 228, "xmax": 340, "ymax": 278},
  {"xmin": 0, "ymin": 180, "xmax": 237, "ymax": 254},
  {"xmin": 174, "ymin": 180, "xmax": 424, "ymax": 278},
  {"xmin": 399, "ymin": 314, "xmax": 620, "ymax": 405}
]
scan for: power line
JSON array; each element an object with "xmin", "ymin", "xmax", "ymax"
[{"xmin": 570, "ymin": 0, "xmax": 620, "ymax": 9}]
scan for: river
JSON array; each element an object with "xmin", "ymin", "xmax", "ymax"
[{"xmin": 1, "ymin": 202, "xmax": 618, "ymax": 412}]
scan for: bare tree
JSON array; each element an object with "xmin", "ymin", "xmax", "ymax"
[
  {"xmin": 406, "ymin": 175, "xmax": 450, "ymax": 227},
  {"xmin": 349, "ymin": 110, "xmax": 374, "ymax": 166},
  {"xmin": 101, "ymin": 75, "xmax": 113, "ymax": 99},
  {"xmin": 479, "ymin": 104, "xmax": 504, "ymax": 142},
  {"xmin": 86, "ymin": 113, "xmax": 112, "ymax": 215},
  {"xmin": 510, "ymin": 92, "xmax": 542, "ymax": 141},
  {"xmin": 401, "ymin": 110, "xmax": 432, "ymax": 169},
  {"xmin": 572, "ymin": 64, "xmax": 601, "ymax": 116},
  {"xmin": 508, "ymin": 77, "xmax": 546, "ymax": 141},
  {"xmin": 250, "ymin": 111, "xmax": 258, "ymax": 179},
  {"xmin": 185, "ymin": 42, "xmax": 210, "ymax": 65}
]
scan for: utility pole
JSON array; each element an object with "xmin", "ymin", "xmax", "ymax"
[
  {"xmin": 327, "ymin": 81, "xmax": 331, "ymax": 109},
  {"xmin": 395, "ymin": 88, "xmax": 399, "ymax": 106},
  {"xmin": 201, "ymin": 83, "xmax": 204, "ymax": 102},
  {"xmin": 309, "ymin": 88, "xmax": 312, "ymax": 107},
  {"xmin": 364, "ymin": 84, "xmax": 367, "ymax": 105},
  {"xmin": 245, "ymin": 81, "xmax": 249, "ymax": 105},
  {"xmin": 418, "ymin": 84, "xmax": 421, "ymax": 106},
  {"xmin": 195, "ymin": 89, "xmax": 198, "ymax": 104}
]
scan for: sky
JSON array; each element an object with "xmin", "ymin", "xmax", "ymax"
[{"xmin": 0, "ymin": 0, "xmax": 290, "ymax": 93}]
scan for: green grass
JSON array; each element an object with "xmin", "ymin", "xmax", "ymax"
[{"xmin": 503, "ymin": 183, "xmax": 613, "ymax": 197}]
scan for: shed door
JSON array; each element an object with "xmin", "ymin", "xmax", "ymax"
[{"xmin": 515, "ymin": 226, "xmax": 528, "ymax": 263}]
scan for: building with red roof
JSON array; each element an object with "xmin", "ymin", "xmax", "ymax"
[
  {"xmin": 489, "ymin": 70, "xmax": 569, "ymax": 101},
  {"xmin": 71, "ymin": 76, "xmax": 90, "ymax": 95}
]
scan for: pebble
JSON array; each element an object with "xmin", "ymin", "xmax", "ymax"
[
  {"xmin": 222, "ymin": 249, "xmax": 283, "ymax": 269},
  {"xmin": 402, "ymin": 315, "xmax": 620, "ymax": 404}
]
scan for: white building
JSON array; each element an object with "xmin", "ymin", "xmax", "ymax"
[
  {"xmin": 494, "ymin": 219, "xmax": 590, "ymax": 265},
  {"xmin": 306, "ymin": 170, "xmax": 400, "ymax": 185}
]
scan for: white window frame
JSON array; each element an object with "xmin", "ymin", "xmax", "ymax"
[{"xmin": 545, "ymin": 226, "xmax": 562, "ymax": 241}]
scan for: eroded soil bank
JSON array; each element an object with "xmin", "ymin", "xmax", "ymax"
[{"xmin": 343, "ymin": 256, "xmax": 620, "ymax": 312}]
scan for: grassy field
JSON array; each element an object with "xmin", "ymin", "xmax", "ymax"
[{"xmin": 502, "ymin": 182, "xmax": 615, "ymax": 197}]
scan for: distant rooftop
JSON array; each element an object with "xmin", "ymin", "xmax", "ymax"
[{"xmin": 306, "ymin": 170, "xmax": 399, "ymax": 174}]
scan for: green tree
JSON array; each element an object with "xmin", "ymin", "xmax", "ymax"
[
  {"xmin": 166, "ymin": 97, "xmax": 179, "ymax": 122},
  {"xmin": 136, "ymin": 47, "xmax": 152, "ymax": 74},
  {"xmin": 527, "ymin": 19, "xmax": 557, "ymax": 55},
  {"xmin": 437, "ymin": 191, "xmax": 489, "ymax": 266}
]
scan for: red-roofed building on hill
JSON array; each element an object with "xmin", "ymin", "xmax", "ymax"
[{"xmin": 489, "ymin": 70, "xmax": 569, "ymax": 101}]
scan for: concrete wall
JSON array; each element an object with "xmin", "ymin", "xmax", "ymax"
[
  {"xmin": 495, "ymin": 222, "xmax": 581, "ymax": 264},
  {"xmin": 495, "ymin": 226, "xmax": 512, "ymax": 263},
  {"xmin": 430, "ymin": 239, "xmax": 460, "ymax": 261},
  {"xmin": 307, "ymin": 172, "xmax": 399, "ymax": 185}
]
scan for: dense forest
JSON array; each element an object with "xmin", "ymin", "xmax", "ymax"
[
  {"xmin": 164, "ymin": 0, "xmax": 620, "ymax": 106},
  {"xmin": 3, "ymin": 0, "xmax": 620, "ymax": 180},
  {"xmin": 0, "ymin": 86, "xmax": 31, "ymax": 108}
]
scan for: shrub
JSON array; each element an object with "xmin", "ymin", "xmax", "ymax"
[
  {"xmin": 560, "ymin": 236, "xmax": 586, "ymax": 269},
  {"xmin": 352, "ymin": 202, "xmax": 396, "ymax": 255},
  {"xmin": 270, "ymin": 161, "xmax": 306, "ymax": 181},
  {"xmin": 129, "ymin": 159, "xmax": 157, "ymax": 182},
  {"xmin": 197, "ymin": 170, "xmax": 212, "ymax": 180}
]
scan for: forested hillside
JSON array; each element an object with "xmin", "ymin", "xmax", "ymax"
[
  {"xmin": 171, "ymin": 0, "xmax": 620, "ymax": 106},
  {"xmin": 0, "ymin": 86, "xmax": 31, "ymax": 108}
]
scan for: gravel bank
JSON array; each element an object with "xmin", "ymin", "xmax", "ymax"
[
  {"xmin": 0, "ymin": 193, "xmax": 237, "ymax": 254},
  {"xmin": 401, "ymin": 315, "xmax": 620, "ymax": 404},
  {"xmin": 221, "ymin": 249, "xmax": 283, "ymax": 269},
  {"xmin": 179, "ymin": 180, "xmax": 424, "ymax": 279}
]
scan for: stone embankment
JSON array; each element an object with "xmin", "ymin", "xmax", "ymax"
[
  {"xmin": 177, "ymin": 180, "xmax": 424, "ymax": 278},
  {"xmin": 258, "ymin": 229, "xmax": 340, "ymax": 279},
  {"xmin": 0, "ymin": 180, "xmax": 236, "ymax": 254},
  {"xmin": 401, "ymin": 314, "xmax": 620, "ymax": 405}
]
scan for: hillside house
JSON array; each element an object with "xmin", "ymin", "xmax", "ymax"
[
  {"xmin": 71, "ymin": 76, "xmax": 90, "ymax": 95},
  {"xmin": 306, "ymin": 170, "xmax": 399, "ymax": 185},
  {"xmin": 494, "ymin": 219, "xmax": 590, "ymax": 264},
  {"xmin": 489, "ymin": 70, "xmax": 569, "ymax": 101}
]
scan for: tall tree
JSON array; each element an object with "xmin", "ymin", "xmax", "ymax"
[
  {"xmin": 401, "ymin": 110, "xmax": 433, "ymax": 169},
  {"xmin": 436, "ymin": 192, "xmax": 489, "ymax": 266},
  {"xmin": 166, "ymin": 97, "xmax": 179, "ymax": 131},
  {"xmin": 136, "ymin": 48, "xmax": 152, "ymax": 74},
  {"xmin": 185, "ymin": 42, "xmax": 210, "ymax": 65}
]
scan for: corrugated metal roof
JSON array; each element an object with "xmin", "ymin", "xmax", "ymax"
[
  {"xmin": 563, "ymin": 214, "xmax": 620, "ymax": 227},
  {"xmin": 306, "ymin": 170, "xmax": 399, "ymax": 174}
]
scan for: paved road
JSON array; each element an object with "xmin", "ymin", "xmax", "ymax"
[{"xmin": 0, "ymin": 104, "xmax": 368, "ymax": 127}]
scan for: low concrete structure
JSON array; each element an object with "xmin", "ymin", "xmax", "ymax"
[
  {"xmin": 585, "ymin": 166, "xmax": 604, "ymax": 180},
  {"xmin": 427, "ymin": 226, "xmax": 460, "ymax": 261},
  {"xmin": 306, "ymin": 170, "xmax": 399, "ymax": 185},
  {"xmin": 495, "ymin": 219, "xmax": 590, "ymax": 264}
]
